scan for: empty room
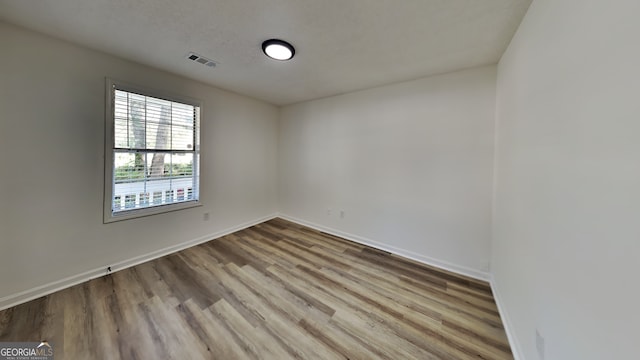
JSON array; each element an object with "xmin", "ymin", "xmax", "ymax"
[{"xmin": 0, "ymin": 0, "xmax": 637, "ymax": 359}]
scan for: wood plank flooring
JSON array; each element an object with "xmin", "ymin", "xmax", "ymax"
[{"xmin": 0, "ymin": 218, "xmax": 513, "ymax": 359}]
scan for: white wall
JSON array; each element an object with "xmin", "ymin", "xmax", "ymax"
[
  {"xmin": 493, "ymin": 0, "xmax": 640, "ymax": 359},
  {"xmin": 279, "ymin": 67, "xmax": 497, "ymax": 278},
  {"xmin": 0, "ymin": 22, "xmax": 279, "ymax": 306}
]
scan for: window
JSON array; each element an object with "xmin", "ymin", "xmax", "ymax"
[{"xmin": 104, "ymin": 79, "xmax": 201, "ymax": 222}]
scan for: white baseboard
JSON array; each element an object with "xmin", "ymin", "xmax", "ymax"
[
  {"xmin": 0, "ymin": 213, "xmax": 278, "ymax": 311},
  {"xmin": 277, "ymin": 213, "xmax": 490, "ymax": 282},
  {"xmin": 490, "ymin": 277, "xmax": 525, "ymax": 360}
]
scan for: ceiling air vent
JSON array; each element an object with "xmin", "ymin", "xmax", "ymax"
[{"xmin": 186, "ymin": 52, "xmax": 217, "ymax": 68}]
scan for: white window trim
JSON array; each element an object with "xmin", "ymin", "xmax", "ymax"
[{"xmin": 103, "ymin": 78, "xmax": 202, "ymax": 223}]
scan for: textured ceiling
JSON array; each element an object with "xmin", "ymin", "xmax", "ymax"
[{"xmin": 0, "ymin": 0, "xmax": 531, "ymax": 105}]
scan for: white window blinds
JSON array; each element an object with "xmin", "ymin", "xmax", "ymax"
[{"xmin": 107, "ymin": 85, "xmax": 200, "ymax": 218}]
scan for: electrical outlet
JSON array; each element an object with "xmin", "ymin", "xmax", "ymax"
[
  {"xmin": 536, "ymin": 329, "xmax": 545, "ymax": 360},
  {"xmin": 340, "ymin": 210, "xmax": 345, "ymax": 218},
  {"xmin": 327, "ymin": 209, "xmax": 332, "ymax": 216},
  {"xmin": 203, "ymin": 212, "xmax": 210, "ymax": 221}
]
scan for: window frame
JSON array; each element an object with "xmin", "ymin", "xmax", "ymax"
[{"xmin": 103, "ymin": 78, "xmax": 202, "ymax": 223}]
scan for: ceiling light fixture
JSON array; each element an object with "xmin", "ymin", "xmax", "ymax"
[{"xmin": 262, "ymin": 39, "xmax": 295, "ymax": 61}]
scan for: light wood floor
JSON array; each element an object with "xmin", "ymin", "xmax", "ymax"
[{"xmin": 0, "ymin": 218, "xmax": 512, "ymax": 359}]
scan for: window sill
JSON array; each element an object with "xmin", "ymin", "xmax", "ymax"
[{"xmin": 103, "ymin": 200, "xmax": 202, "ymax": 223}]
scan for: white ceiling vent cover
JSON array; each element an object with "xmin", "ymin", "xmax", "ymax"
[{"xmin": 186, "ymin": 52, "xmax": 217, "ymax": 68}]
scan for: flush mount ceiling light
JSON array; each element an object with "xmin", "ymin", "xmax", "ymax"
[{"xmin": 262, "ymin": 39, "xmax": 295, "ymax": 61}]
